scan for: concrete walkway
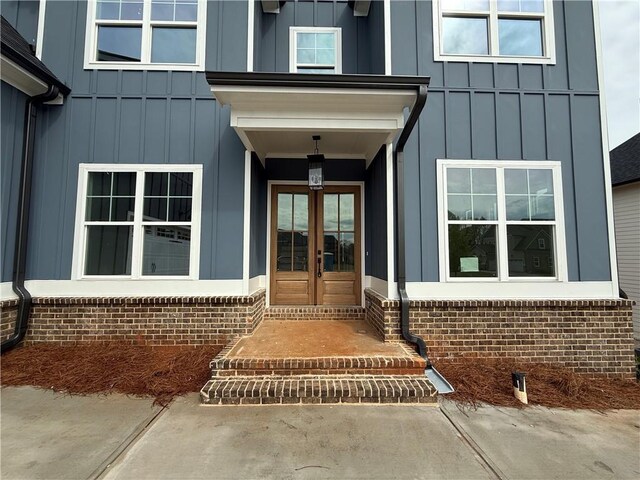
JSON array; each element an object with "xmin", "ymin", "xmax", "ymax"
[{"xmin": 1, "ymin": 387, "xmax": 639, "ymax": 480}]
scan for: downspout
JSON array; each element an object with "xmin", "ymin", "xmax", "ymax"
[
  {"xmin": 393, "ymin": 85, "xmax": 428, "ymax": 360},
  {"xmin": 1, "ymin": 85, "xmax": 59, "ymax": 354}
]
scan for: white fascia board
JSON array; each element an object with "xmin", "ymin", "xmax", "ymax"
[
  {"xmin": 405, "ymin": 281, "xmax": 618, "ymax": 300},
  {"xmin": 233, "ymin": 115, "xmax": 403, "ymax": 132},
  {"xmin": 1, "ymin": 55, "xmax": 49, "ymax": 97},
  {"xmin": 22, "ymin": 280, "xmax": 245, "ymax": 298}
]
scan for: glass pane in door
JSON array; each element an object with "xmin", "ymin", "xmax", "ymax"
[
  {"xmin": 276, "ymin": 192, "xmax": 309, "ymax": 272},
  {"xmin": 323, "ymin": 193, "xmax": 356, "ymax": 272}
]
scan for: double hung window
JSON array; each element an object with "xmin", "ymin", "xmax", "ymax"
[
  {"xmin": 290, "ymin": 27, "xmax": 342, "ymax": 74},
  {"xmin": 438, "ymin": 161, "xmax": 566, "ymax": 281},
  {"xmin": 433, "ymin": 0, "xmax": 555, "ymax": 63},
  {"xmin": 74, "ymin": 165, "xmax": 202, "ymax": 279},
  {"xmin": 85, "ymin": 0, "xmax": 206, "ymax": 70}
]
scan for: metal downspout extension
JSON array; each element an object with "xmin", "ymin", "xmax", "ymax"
[
  {"xmin": 1, "ymin": 85, "xmax": 59, "ymax": 354},
  {"xmin": 393, "ymin": 85, "xmax": 453, "ymax": 393}
]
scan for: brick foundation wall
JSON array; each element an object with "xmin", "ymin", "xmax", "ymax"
[
  {"xmin": 1, "ymin": 299, "xmax": 19, "ymax": 342},
  {"xmin": 0, "ymin": 290, "xmax": 266, "ymax": 347},
  {"xmin": 364, "ymin": 289, "xmax": 636, "ymax": 379}
]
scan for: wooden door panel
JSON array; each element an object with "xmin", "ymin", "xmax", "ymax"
[{"xmin": 270, "ymin": 186, "xmax": 314, "ymax": 305}]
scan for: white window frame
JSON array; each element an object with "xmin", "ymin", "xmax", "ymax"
[
  {"xmin": 436, "ymin": 159, "xmax": 568, "ymax": 283},
  {"xmin": 72, "ymin": 164, "xmax": 203, "ymax": 280},
  {"xmin": 289, "ymin": 26, "xmax": 342, "ymax": 74},
  {"xmin": 432, "ymin": 0, "xmax": 556, "ymax": 64},
  {"xmin": 83, "ymin": 0, "xmax": 207, "ymax": 71}
]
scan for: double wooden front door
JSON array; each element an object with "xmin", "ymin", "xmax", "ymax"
[{"xmin": 270, "ymin": 185, "xmax": 361, "ymax": 306}]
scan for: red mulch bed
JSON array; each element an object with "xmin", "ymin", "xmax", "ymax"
[
  {"xmin": 1, "ymin": 343, "xmax": 221, "ymax": 406},
  {"xmin": 434, "ymin": 357, "xmax": 640, "ymax": 410},
  {"xmin": 2, "ymin": 345, "xmax": 639, "ymax": 410}
]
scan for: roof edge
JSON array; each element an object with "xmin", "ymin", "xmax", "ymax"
[{"xmin": 206, "ymin": 71, "xmax": 430, "ymax": 90}]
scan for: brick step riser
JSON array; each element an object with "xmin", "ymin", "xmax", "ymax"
[
  {"xmin": 213, "ymin": 368, "xmax": 426, "ymax": 377},
  {"xmin": 201, "ymin": 375, "xmax": 438, "ymax": 406},
  {"xmin": 263, "ymin": 307, "xmax": 365, "ymax": 322}
]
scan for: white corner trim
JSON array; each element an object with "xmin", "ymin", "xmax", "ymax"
[
  {"xmin": 1, "ymin": 282, "xmax": 17, "ymax": 301},
  {"xmin": 431, "ymin": 0, "xmax": 556, "ymax": 65},
  {"xmin": 593, "ymin": 0, "xmax": 620, "ymax": 295},
  {"xmin": 383, "ymin": 0, "xmax": 391, "ymax": 75},
  {"xmin": 21, "ymin": 280, "xmax": 244, "ymax": 298},
  {"xmin": 83, "ymin": 0, "xmax": 207, "ymax": 71},
  {"xmin": 365, "ymin": 276, "xmax": 388, "ymax": 298},
  {"xmin": 385, "ymin": 143, "xmax": 396, "ymax": 299},
  {"xmin": 249, "ymin": 275, "xmax": 265, "ymax": 295},
  {"xmin": 247, "ymin": 0, "xmax": 255, "ymax": 72},
  {"xmin": 36, "ymin": 0, "xmax": 47, "ymax": 59},
  {"xmin": 405, "ymin": 281, "xmax": 618, "ymax": 300},
  {"xmin": 242, "ymin": 151, "xmax": 252, "ymax": 295}
]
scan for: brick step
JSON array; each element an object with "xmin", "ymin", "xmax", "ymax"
[
  {"xmin": 200, "ymin": 375, "xmax": 438, "ymax": 405},
  {"xmin": 263, "ymin": 306, "xmax": 365, "ymax": 321},
  {"xmin": 211, "ymin": 355, "xmax": 427, "ymax": 376}
]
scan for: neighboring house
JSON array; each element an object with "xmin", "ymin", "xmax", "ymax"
[
  {"xmin": 610, "ymin": 133, "xmax": 640, "ymax": 341},
  {"xmin": 1, "ymin": 0, "xmax": 635, "ymax": 398}
]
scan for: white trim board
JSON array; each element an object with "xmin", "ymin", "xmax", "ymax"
[
  {"xmin": 242, "ymin": 151, "xmax": 252, "ymax": 294},
  {"xmin": 405, "ymin": 281, "xmax": 618, "ymax": 300},
  {"xmin": 249, "ymin": 275, "xmax": 266, "ymax": 295},
  {"xmin": 36, "ymin": 0, "xmax": 46, "ymax": 59},
  {"xmin": 247, "ymin": 0, "xmax": 255, "ymax": 72},
  {"xmin": 592, "ymin": 0, "xmax": 620, "ymax": 295},
  {"xmin": 12, "ymin": 280, "xmax": 245, "ymax": 298},
  {"xmin": 365, "ymin": 276, "xmax": 388, "ymax": 298}
]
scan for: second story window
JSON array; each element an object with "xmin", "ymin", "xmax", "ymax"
[
  {"xmin": 290, "ymin": 27, "xmax": 342, "ymax": 74},
  {"xmin": 84, "ymin": 0, "xmax": 207, "ymax": 71},
  {"xmin": 433, "ymin": 0, "xmax": 555, "ymax": 64}
]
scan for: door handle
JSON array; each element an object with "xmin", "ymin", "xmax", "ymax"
[{"xmin": 317, "ymin": 251, "xmax": 322, "ymax": 277}]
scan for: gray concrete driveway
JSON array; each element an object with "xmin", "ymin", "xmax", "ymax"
[{"xmin": 1, "ymin": 387, "xmax": 639, "ymax": 480}]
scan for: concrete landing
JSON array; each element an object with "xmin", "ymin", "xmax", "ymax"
[{"xmin": 229, "ymin": 319, "xmax": 408, "ymax": 358}]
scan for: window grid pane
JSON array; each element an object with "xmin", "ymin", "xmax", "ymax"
[
  {"xmin": 295, "ymin": 30, "xmax": 337, "ymax": 73},
  {"xmin": 445, "ymin": 165, "xmax": 558, "ymax": 280}
]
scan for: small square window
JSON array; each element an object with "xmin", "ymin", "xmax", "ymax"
[{"xmin": 290, "ymin": 27, "xmax": 342, "ymax": 74}]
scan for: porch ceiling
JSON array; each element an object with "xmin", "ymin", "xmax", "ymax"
[{"xmin": 208, "ymin": 73, "xmax": 428, "ymax": 163}]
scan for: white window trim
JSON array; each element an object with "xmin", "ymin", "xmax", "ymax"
[
  {"xmin": 289, "ymin": 26, "xmax": 342, "ymax": 74},
  {"xmin": 72, "ymin": 164, "xmax": 203, "ymax": 280},
  {"xmin": 83, "ymin": 0, "xmax": 207, "ymax": 71},
  {"xmin": 436, "ymin": 159, "xmax": 568, "ymax": 283},
  {"xmin": 432, "ymin": 0, "xmax": 556, "ymax": 65}
]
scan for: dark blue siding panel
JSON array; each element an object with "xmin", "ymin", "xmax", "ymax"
[
  {"xmin": 447, "ymin": 92, "xmax": 471, "ymax": 159},
  {"xmin": 521, "ymin": 94, "xmax": 546, "ymax": 160},
  {"xmin": 250, "ymin": 155, "xmax": 267, "ymax": 278},
  {"xmin": 256, "ymin": 0, "xmax": 381, "ymax": 74},
  {"xmin": 364, "ymin": 147, "xmax": 387, "ymax": 280},
  {"xmin": 119, "ymin": 99, "xmax": 143, "ymax": 164},
  {"xmin": 265, "ymin": 158, "xmax": 365, "ymax": 181},
  {"xmin": 497, "ymin": 93, "xmax": 522, "ymax": 160},
  {"xmin": 571, "ymin": 96, "xmax": 610, "ymax": 281},
  {"xmin": 1, "ymin": 83, "xmax": 28, "ymax": 282},
  {"xmin": 472, "ymin": 92, "xmax": 497, "ymax": 159},
  {"xmin": 0, "ymin": 0, "xmax": 39, "ymax": 45},
  {"xmin": 546, "ymin": 94, "xmax": 579, "ymax": 281}
]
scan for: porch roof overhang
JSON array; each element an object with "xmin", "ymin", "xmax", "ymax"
[{"xmin": 206, "ymin": 72, "xmax": 430, "ymax": 163}]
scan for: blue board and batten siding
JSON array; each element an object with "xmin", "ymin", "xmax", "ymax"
[
  {"xmin": 0, "ymin": 0, "xmax": 40, "ymax": 283},
  {"xmin": 25, "ymin": 0, "xmax": 248, "ymax": 281},
  {"xmin": 254, "ymin": 0, "xmax": 385, "ymax": 74},
  {"xmin": 391, "ymin": 0, "xmax": 610, "ymax": 283},
  {"xmin": 365, "ymin": 147, "xmax": 387, "ymax": 280}
]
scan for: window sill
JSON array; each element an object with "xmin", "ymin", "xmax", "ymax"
[
  {"xmin": 433, "ymin": 53, "xmax": 556, "ymax": 65},
  {"xmin": 83, "ymin": 62, "xmax": 205, "ymax": 72}
]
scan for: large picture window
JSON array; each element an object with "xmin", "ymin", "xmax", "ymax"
[
  {"xmin": 74, "ymin": 165, "xmax": 202, "ymax": 279},
  {"xmin": 289, "ymin": 27, "xmax": 342, "ymax": 74},
  {"xmin": 438, "ymin": 160, "xmax": 566, "ymax": 282},
  {"xmin": 84, "ymin": 0, "xmax": 207, "ymax": 70},
  {"xmin": 433, "ymin": 0, "xmax": 555, "ymax": 64}
]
